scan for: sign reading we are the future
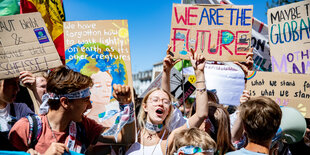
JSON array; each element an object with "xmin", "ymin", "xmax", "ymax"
[
  {"xmin": 170, "ymin": 4, "xmax": 253, "ymax": 61},
  {"xmin": 268, "ymin": 1, "xmax": 310, "ymax": 74}
]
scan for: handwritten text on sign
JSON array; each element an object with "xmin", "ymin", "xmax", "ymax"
[
  {"xmin": 170, "ymin": 4, "xmax": 253, "ymax": 61},
  {"xmin": 0, "ymin": 12, "xmax": 62, "ymax": 79},
  {"xmin": 268, "ymin": 1, "xmax": 310, "ymax": 74},
  {"xmin": 247, "ymin": 71, "xmax": 310, "ymax": 118}
]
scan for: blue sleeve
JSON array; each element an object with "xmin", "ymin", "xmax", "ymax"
[{"xmin": 13, "ymin": 103, "xmax": 34, "ymax": 120}]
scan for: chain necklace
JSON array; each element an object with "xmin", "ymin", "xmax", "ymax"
[{"xmin": 46, "ymin": 115, "xmax": 57, "ymax": 142}]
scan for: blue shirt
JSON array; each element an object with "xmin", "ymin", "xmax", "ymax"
[{"xmin": 226, "ymin": 148, "xmax": 267, "ymax": 155}]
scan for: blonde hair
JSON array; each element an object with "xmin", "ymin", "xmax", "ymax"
[
  {"xmin": 137, "ymin": 88, "xmax": 173, "ymax": 130},
  {"xmin": 171, "ymin": 128, "xmax": 216, "ymax": 155}
]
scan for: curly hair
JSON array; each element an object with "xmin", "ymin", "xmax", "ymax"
[{"xmin": 46, "ymin": 66, "xmax": 93, "ymax": 110}]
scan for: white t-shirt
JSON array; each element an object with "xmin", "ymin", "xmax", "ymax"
[{"xmin": 0, "ymin": 104, "xmax": 12, "ymax": 132}]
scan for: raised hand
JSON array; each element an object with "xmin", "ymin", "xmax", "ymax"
[
  {"xmin": 188, "ymin": 48, "xmax": 206, "ymax": 73},
  {"xmin": 163, "ymin": 45, "xmax": 181, "ymax": 72},
  {"xmin": 112, "ymin": 84, "xmax": 132, "ymax": 104},
  {"xmin": 19, "ymin": 71, "xmax": 36, "ymax": 89},
  {"xmin": 235, "ymin": 48, "xmax": 254, "ymax": 76},
  {"xmin": 240, "ymin": 90, "xmax": 250, "ymax": 104}
]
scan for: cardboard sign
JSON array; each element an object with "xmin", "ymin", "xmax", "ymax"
[
  {"xmin": 268, "ymin": 1, "xmax": 310, "ymax": 74},
  {"xmin": 139, "ymin": 67, "xmax": 195, "ymax": 104},
  {"xmin": 0, "ymin": 12, "xmax": 62, "ymax": 79},
  {"xmin": 247, "ymin": 71, "xmax": 310, "ymax": 118},
  {"xmin": 170, "ymin": 4, "xmax": 253, "ymax": 61},
  {"xmin": 64, "ymin": 20, "xmax": 133, "ymax": 129}
]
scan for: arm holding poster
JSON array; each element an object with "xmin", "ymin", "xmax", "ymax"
[
  {"xmin": 97, "ymin": 84, "xmax": 135, "ymax": 144},
  {"xmin": 162, "ymin": 45, "xmax": 181, "ymax": 93}
]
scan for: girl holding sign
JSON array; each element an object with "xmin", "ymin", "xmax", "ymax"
[{"xmin": 126, "ymin": 47, "xmax": 210, "ymax": 155}]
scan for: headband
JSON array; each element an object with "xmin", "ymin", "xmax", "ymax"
[
  {"xmin": 39, "ymin": 88, "xmax": 91, "ymax": 114},
  {"xmin": 175, "ymin": 146, "xmax": 214, "ymax": 155}
]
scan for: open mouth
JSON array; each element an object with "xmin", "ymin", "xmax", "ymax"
[{"xmin": 156, "ymin": 108, "xmax": 164, "ymax": 115}]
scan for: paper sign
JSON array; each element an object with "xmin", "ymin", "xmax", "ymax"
[
  {"xmin": 170, "ymin": 4, "xmax": 253, "ymax": 61},
  {"xmin": 64, "ymin": 20, "xmax": 133, "ymax": 129},
  {"xmin": 0, "ymin": 12, "xmax": 62, "ymax": 79},
  {"xmin": 247, "ymin": 71, "xmax": 310, "ymax": 118},
  {"xmin": 268, "ymin": 1, "xmax": 310, "ymax": 74},
  {"xmin": 204, "ymin": 62, "xmax": 245, "ymax": 106}
]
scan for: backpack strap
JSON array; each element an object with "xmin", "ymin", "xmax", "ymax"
[
  {"xmin": 10, "ymin": 103, "xmax": 15, "ymax": 117},
  {"xmin": 26, "ymin": 115, "xmax": 42, "ymax": 149}
]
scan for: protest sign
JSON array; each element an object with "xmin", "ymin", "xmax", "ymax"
[
  {"xmin": 204, "ymin": 62, "xmax": 245, "ymax": 106},
  {"xmin": 183, "ymin": 0, "xmax": 272, "ymax": 71},
  {"xmin": 268, "ymin": 1, "xmax": 310, "ymax": 74},
  {"xmin": 0, "ymin": 12, "xmax": 62, "ymax": 79},
  {"xmin": 247, "ymin": 71, "xmax": 310, "ymax": 118},
  {"xmin": 139, "ymin": 67, "xmax": 195, "ymax": 104},
  {"xmin": 170, "ymin": 4, "xmax": 253, "ymax": 62},
  {"xmin": 64, "ymin": 20, "xmax": 133, "ymax": 132}
]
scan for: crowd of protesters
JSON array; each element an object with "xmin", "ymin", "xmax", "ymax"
[{"xmin": 0, "ymin": 47, "xmax": 310, "ymax": 155}]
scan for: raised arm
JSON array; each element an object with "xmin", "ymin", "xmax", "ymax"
[
  {"xmin": 162, "ymin": 46, "xmax": 181, "ymax": 92},
  {"xmin": 168, "ymin": 49, "xmax": 208, "ymax": 153},
  {"xmin": 98, "ymin": 84, "xmax": 135, "ymax": 144},
  {"xmin": 186, "ymin": 49, "xmax": 208, "ymax": 128}
]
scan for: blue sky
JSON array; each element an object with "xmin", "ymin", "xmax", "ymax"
[{"xmin": 63, "ymin": 0, "xmax": 269, "ymax": 74}]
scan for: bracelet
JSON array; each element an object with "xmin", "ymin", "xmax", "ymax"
[
  {"xmin": 196, "ymin": 80, "xmax": 205, "ymax": 84},
  {"xmin": 196, "ymin": 87, "xmax": 206, "ymax": 93}
]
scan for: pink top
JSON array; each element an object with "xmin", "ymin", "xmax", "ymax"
[{"xmin": 9, "ymin": 115, "xmax": 104, "ymax": 154}]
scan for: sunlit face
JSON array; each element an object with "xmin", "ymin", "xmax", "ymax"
[
  {"xmin": 0, "ymin": 78, "xmax": 19, "ymax": 105},
  {"xmin": 143, "ymin": 90, "xmax": 171, "ymax": 125},
  {"xmin": 69, "ymin": 97, "xmax": 92, "ymax": 122},
  {"xmin": 90, "ymin": 71, "xmax": 112, "ymax": 104},
  {"xmin": 35, "ymin": 77, "xmax": 47, "ymax": 101}
]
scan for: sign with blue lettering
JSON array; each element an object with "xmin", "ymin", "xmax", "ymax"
[
  {"xmin": 268, "ymin": 1, "xmax": 310, "ymax": 74},
  {"xmin": 0, "ymin": 12, "xmax": 62, "ymax": 79},
  {"xmin": 170, "ymin": 4, "xmax": 253, "ymax": 61}
]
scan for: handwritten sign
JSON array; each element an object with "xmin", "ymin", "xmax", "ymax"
[
  {"xmin": 247, "ymin": 71, "xmax": 310, "ymax": 118},
  {"xmin": 64, "ymin": 20, "xmax": 133, "ymax": 129},
  {"xmin": 268, "ymin": 1, "xmax": 310, "ymax": 74},
  {"xmin": 170, "ymin": 4, "xmax": 253, "ymax": 61},
  {"xmin": 0, "ymin": 12, "xmax": 62, "ymax": 79}
]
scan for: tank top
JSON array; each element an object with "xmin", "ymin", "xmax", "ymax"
[{"xmin": 126, "ymin": 130, "xmax": 166, "ymax": 155}]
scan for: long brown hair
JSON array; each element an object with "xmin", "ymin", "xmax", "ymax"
[{"xmin": 207, "ymin": 103, "xmax": 235, "ymax": 155}]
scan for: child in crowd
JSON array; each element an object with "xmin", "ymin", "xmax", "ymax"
[
  {"xmin": 9, "ymin": 66, "xmax": 135, "ymax": 154},
  {"xmin": 227, "ymin": 96, "xmax": 282, "ymax": 155},
  {"xmin": 0, "ymin": 71, "xmax": 35, "ymax": 150},
  {"xmin": 171, "ymin": 127, "xmax": 216, "ymax": 155}
]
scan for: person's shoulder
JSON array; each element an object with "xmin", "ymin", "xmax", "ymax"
[
  {"xmin": 226, "ymin": 148, "xmax": 266, "ymax": 155},
  {"xmin": 12, "ymin": 103, "xmax": 34, "ymax": 115}
]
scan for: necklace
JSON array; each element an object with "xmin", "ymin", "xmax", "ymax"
[
  {"xmin": 142, "ymin": 129, "xmax": 166, "ymax": 155},
  {"xmin": 46, "ymin": 115, "xmax": 57, "ymax": 142},
  {"xmin": 145, "ymin": 122, "xmax": 163, "ymax": 133}
]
